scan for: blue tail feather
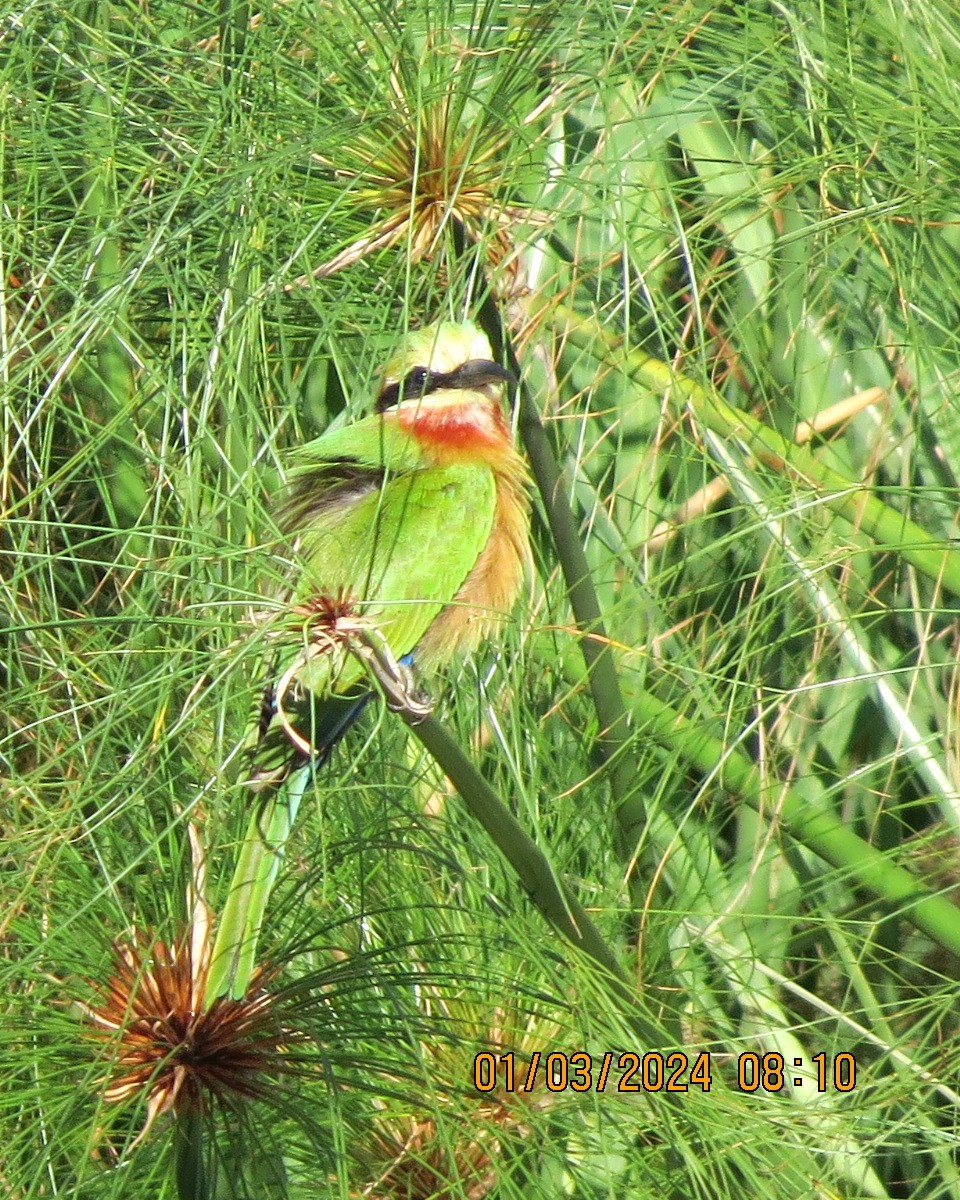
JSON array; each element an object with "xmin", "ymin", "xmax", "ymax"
[{"xmin": 249, "ymin": 651, "xmax": 417, "ymax": 789}]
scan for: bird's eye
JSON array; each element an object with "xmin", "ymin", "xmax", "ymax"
[
  {"xmin": 401, "ymin": 366, "xmax": 430, "ymax": 399},
  {"xmin": 377, "ymin": 366, "xmax": 437, "ymax": 411}
]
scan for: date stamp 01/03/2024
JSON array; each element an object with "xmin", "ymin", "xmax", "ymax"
[{"xmin": 473, "ymin": 1050, "xmax": 857, "ymax": 1096}]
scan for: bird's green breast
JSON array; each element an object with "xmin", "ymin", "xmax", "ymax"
[{"xmin": 291, "ymin": 461, "xmax": 496, "ymax": 692}]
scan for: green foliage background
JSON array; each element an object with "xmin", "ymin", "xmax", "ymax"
[{"xmin": 3, "ymin": 0, "xmax": 960, "ymax": 1196}]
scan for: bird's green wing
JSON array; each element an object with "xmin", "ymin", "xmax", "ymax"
[
  {"xmin": 277, "ymin": 413, "xmax": 433, "ymax": 533},
  {"xmin": 291, "ymin": 459, "xmax": 496, "ymax": 694},
  {"xmin": 249, "ymin": 446, "xmax": 495, "ymax": 783}
]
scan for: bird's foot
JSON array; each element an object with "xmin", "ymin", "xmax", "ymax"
[{"xmin": 350, "ymin": 627, "xmax": 433, "ymax": 724}]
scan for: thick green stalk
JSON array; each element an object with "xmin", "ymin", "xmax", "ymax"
[
  {"xmin": 175, "ymin": 1108, "xmax": 208, "ymax": 1200},
  {"xmin": 207, "ymin": 769, "xmax": 308, "ymax": 1001},
  {"xmin": 78, "ymin": 3, "xmax": 148, "ymax": 548},
  {"xmin": 472, "ymin": 283, "xmax": 675, "ymax": 997},
  {"xmin": 405, "ymin": 711, "xmax": 667, "ymax": 1048},
  {"xmin": 558, "ymin": 308, "xmax": 960, "ymax": 597},
  {"xmin": 629, "ymin": 683, "xmax": 960, "ymax": 959},
  {"xmin": 473, "ymin": 294, "xmax": 646, "ymax": 846}
]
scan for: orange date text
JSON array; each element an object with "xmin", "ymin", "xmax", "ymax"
[{"xmin": 473, "ymin": 1050, "xmax": 713, "ymax": 1094}]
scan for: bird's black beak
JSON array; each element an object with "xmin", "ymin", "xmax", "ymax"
[{"xmin": 450, "ymin": 359, "xmax": 517, "ymax": 391}]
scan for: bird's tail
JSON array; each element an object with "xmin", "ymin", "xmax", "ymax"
[{"xmin": 244, "ymin": 673, "xmax": 373, "ymax": 792}]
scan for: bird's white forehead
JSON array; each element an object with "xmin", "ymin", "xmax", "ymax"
[
  {"xmin": 423, "ymin": 325, "xmax": 493, "ymax": 373},
  {"xmin": 382, "ymin": 320, "xmax": 494, "ymax": 382}
]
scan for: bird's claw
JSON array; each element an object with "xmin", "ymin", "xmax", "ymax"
[{"xmin": 350, "ymin": 627, "xmax": 433, "ymax": 723}]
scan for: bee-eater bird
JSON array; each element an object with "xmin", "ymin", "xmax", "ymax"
[
  {"xmin": 249, "ymin": 319, "xmax": 530, "ymax": 788},
  {"xmin": 211, "ymin": 319, "xmax": 529, "ymax": 1000}
]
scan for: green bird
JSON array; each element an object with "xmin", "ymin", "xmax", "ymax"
[
  {"xmin": 211, "ymin": 319, "xmax": 529, "ymax": 999},
  {"xmin": 249, "ymin": 318, "xmax": 531, "ymax": 788}
]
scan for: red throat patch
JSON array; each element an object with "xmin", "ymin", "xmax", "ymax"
[{"xmin": 394, "ymin": 397, "xmax": 511, "ymax": 462}]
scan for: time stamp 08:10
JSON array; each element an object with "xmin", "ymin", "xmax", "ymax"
[{"xmin": 473, "ymin": 1050, "xmax": 857, "ymax": 1095}]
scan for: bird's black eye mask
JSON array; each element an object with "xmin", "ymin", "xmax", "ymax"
[
  {"xmin": 375, "ymin": 358, "xmax": 515, "ymax": 413},
  {"xmin": 376, "ymin": 366, "xmax": 437, "ymax": 412}
]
